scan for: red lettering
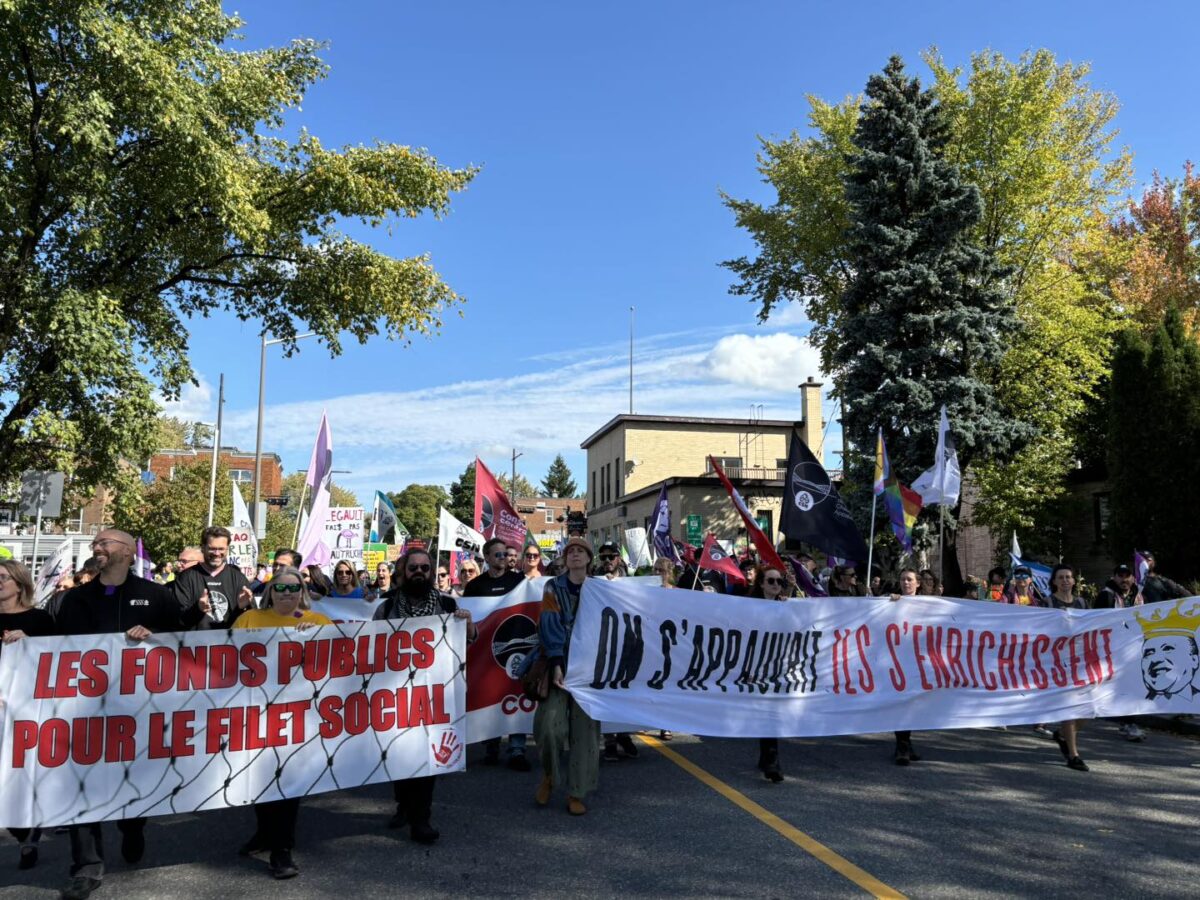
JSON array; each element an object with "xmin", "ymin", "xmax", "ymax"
[
  {"xmin": 239, "ymin": 643, "xmax": 267, "ymax": 687},
  {"xmin": 924, "ymin": 626, "xmax": 951, "ymax": 689},
  {"xmin": 318, "ymin": 696, "xmax": 343, "ymax": 738},
  {"xmin": 1100, "ymin": 628, "xmax": 1115, "ymax": 682},
  {"xmin": 412, "ymin": 629, "xmax": 436, "ymax": 669},
  {"xmin": 1030, "ymin": 635, "xmax": 1050, "ymax": 689},
  {"xmin": 206, "ymin": 707, "xmax": 232, "ymax": 753},
  {"xmin": 119, "ymin": 648, "xmax": 145, "ymax": 694},
  {"xmin": 330, "ymin": 638, "xmax": 355, "ymax": 678},
  {"xmin": 912, "ymin": 625, "xmax": 934, "ymax": 691},
  {"xmin": 371, "ymin": 688, "xmax": 396, "ymax": 731},
  {"xmin": 78, "ymin": 651, "xmax": 109, "ymax": 696},
  {"xmin": 855, "ymin": 625, "xmax": 874, "ymax": 693},
  {"xmin": 1050, "ymin": 636, "xmax": 1069, "ymax": 687},
  {"xmin": 977, "ymin": 631, "xmax": 997, "ymax": 691},
  {"xmin": 1082, "ymin": 630, "xmax": 1103, "ymax": 684},
  {"xmin": 209, "ymin": 645, "xmax": 239, "ymax": 689},
  {"xmin": 104, "ymin": 716, "xmax": 136, "ymax": 762},
  {"xmin": 277, "ymin": 641, "xmax": 304, "ymax": 685},
  {"xmin": 144, "ymin": 646, "xmax": 176, "ymax": 693},
  {"xmin": 302, "ymin": 640, "xmax": 330, "ymax": 682},
  {"xmin": 996, "ymin": 633, "xmax": 1017, "ymax": 690},
  {"xmin": 11, "ymin": 720, "xmax": 38, "ymax": 767},
  {"xmin": 885, "ymin": 624, "xmax": 906, "ymax": 691},
  {"xmin": 387, "ymin": 630, "xmax": 412, "ymax": 670},
  {"xmin": 343, "ymin": 692, "xmax": 369, "ymax": 735}
]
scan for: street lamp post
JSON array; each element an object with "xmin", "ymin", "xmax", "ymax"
[{"xmin": 253, "ymin": 332, "xmax": 316, "ymax": 535}]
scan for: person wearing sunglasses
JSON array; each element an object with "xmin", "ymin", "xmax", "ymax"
[
  {"xmin": 233, "ymin": 565, "xmax": 331, "ymax": 879},
  {"xmin": 748, "ymin": 564, "xmax": 796, "ymax": 782},
  {"xmin": 0, "ymin": 559, "xmax": 53, "ymax": 870},
  {"xmin": 1001, "ymin": 565, "xmax": 1045, "ymax": 606},
  {"xmin": 328, "ymin": 561, "xmax": 364, "ymax": 599},
  {"xmin": 463, "ymin": 539, "xmax": 529, "ymax": 768},
  {"xmin": 454, "ymin": 560, "xmax": 479, "ymax": 597},
  {"xmin": 374, "ymin": 549, "xmax": 475, "ymax": 842},
  {"xmin": 521, "ymin": 548, "xmax": 544, "ymax": 579}
]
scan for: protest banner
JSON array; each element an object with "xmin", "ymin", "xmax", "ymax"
[
  {"xmin": 323, "ymin": 506, "xmax": 364, "ymax": 568},
  {"xmin": 229, "ymin": 483, "xmax": 259, "ymax": 578},
  {"xmin": 473, "ymin": 458, "xmax": 526, "ymax": 548},
  {"xmin": 565, "ymin": 579, "xmax": 1200, "ymax": 737},
  {"xmin": 0, "ymin": 618, "xmax": 467, "ymax": 828},
  {"xmin": 311, "ymin": 594, "xmax": 382, "ymax": 623},
  {"xmin": 457, "ymin": 579, "xmax": 545, "ymax": 742}
]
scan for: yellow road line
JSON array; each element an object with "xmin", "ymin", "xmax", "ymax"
[{"xmin": 637, "ymin": 734, "xmax": 906, "ymax": 899}]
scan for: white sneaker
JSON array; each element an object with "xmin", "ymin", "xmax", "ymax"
[
  {"xmin": 1117, "ymin": 723, "xmax": 1130, "ymax": 737},
  {"xmin": 1124, "ymin": 723, "xmax": 1145, "ymax": 742}
]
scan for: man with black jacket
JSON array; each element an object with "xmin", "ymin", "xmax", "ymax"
[
  {"xmin": 54, "ymin": 529, "xmax": 192, "ymax": 900},
  {"xmin": 172, "ymin": 526, "xmax": 254, "ymax": 628},
  {"xmin": 1140, "ymin": 552, "xmax": 1189, "ymax": 606},
  {"xmin": 375, "ymin": 549, "xmax": 475, "ymax": 843}
]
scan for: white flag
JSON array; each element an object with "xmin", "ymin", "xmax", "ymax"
[
  {"xmin": 437, "ymin": 507, "xmax": 484, "ymax": 558},
  {"xmin": 624, "ymin": 527, "xmax": 652, "ymax": 569},
  {"xmin": 912, "ymin": 405, "xmax": 961, "ymax": 507},
  {"xmin": 229, "ymin": 483, "xmax": 259, "ymax": 578},
  {"xmin": 34, "ymin": 537, "xmax": 73, "ymax": 608},
  {"xmin": 1010, "ymin": 531, "xmax": 1022, "ymax": 565}
]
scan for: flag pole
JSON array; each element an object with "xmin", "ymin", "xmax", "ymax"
[
  {"xmin": 938, "ymin": 503, "xmax": 945, "ymax": 588},
  {"xmin": 865, "ymin": 494, "xmax": 877, "ymax": 595},
  {"xmin": 291, "ymin": 480, "xmax": 309, "ymax": 546}
]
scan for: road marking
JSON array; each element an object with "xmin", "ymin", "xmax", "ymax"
[{"xmin": 637, "ymin": 734, "xmax": 906, "ymax": 899}]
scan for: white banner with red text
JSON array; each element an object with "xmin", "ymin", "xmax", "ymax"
[
  {"xmin": 565, "ymin": 579, "xmax": 1200, "ymax": 736},
  {"xmin": 0, "ymin": 617, "xmax": 466, "ymax": 828}
]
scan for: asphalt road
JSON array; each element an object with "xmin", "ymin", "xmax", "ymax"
[{"xmin": 3, "ymin": 721, "xmax": 1197, "ymax": 898}]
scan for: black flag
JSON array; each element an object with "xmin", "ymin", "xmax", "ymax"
[{"xmin": 780, "ymin": 431, "xmax": 869, "ymax": 562}]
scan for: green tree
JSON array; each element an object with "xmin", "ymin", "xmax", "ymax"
[
  {"xmin": 540, "ymin": 454, "xmax": 578, "ymax": 498},
  {"xmin": 498, "ymin": 473, "xmax": 537, "ymax": 499},
  {"xmin": 1107, "ymin": 309, "xmax": 1200, "ymax": 581},
  {"xmin": 112, "ymin": 460, "xmax": 234, "ymax": 564},
  {"xmin": 723, "ymin": 48, "xmax": 1130, "ymax": 544},
  {"xmin": 835, "ymin": 56, "xmax": 1020, "ymax": 592},
  {"xmin": 0, "ymin": 1, "xmax": 476, "ymax": 489},
  {"xmin": 388, "ymin": 484, "xmax": 449, "ymax": 542},
  {"xmin": 446, "ymin": 461, "xmax": 475, "ymax": 524}
]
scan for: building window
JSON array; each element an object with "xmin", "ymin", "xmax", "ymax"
[
  {"xmin": 755, "ymin": 509, "xmax": 773, "ymax": 540},
  {"xmin": 707, "ymin": 456, "xmax": 743, "ymax": 472},
  {"xmin": 230, "ymin": 469, "xmax": 254, "ymax": 483},
  {"xmin": 615, "ymin": 456, "xmax": 621, "ymax": 498},
  {"xmin": 545, "ymin": 508, "xmax": 554, "ymax": 524},
  {"xmin": 1093, "ymin": 492, "xmax": 1111, "ymax": 542},
  {"xmin": 776, "ymin": 458, "xmax": 788, "ymax": 468},
  {"xmin": 591, "ymin": 471, "xmax": 596, "ymax": 508}
]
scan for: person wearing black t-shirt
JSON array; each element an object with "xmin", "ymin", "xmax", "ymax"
[
  {"xmin": 53, "ymin": 529, "xmax": 188, "ymax": 900},
  {"xmin": 463, "ymin": 538, "xmax": 528, "ymax": 769},
  {"xmin": 172, "ymin": 526, "xmax": 254, "ymax": 629},
  {"xmin": 0, "ymin": 559, "xmax": 54, "ymax": 870}
]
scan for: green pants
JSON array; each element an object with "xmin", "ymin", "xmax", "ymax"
[{"xmin": 534, "ymin": 685, "xmax": 600, "ymax": 799}]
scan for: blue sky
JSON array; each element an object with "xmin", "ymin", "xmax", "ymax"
[{"xmin": 166, "ymin": 0, "xmax": 1200, "ymax": 503}]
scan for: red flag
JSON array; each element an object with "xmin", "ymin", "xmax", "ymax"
[
  {"xmin": 473, "ymin": 457, "xmax": 526, "ymax": 547},
  {"xmin": 699, "ymin": 533, "xmax": 746, "ymax": 585},
  {"xmin": 708, "ymin": 456, "xmax": 787, "ymax": 573},
  {"xmin": 674, "ymin": 539, "xmax": 698, "ymax": 565}
]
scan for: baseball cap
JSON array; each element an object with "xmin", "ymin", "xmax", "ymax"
[{"xmin": 1113, "ymin": 563, "xmax": 1133, "ymax": 576}]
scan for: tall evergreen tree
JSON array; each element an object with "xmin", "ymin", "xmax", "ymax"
[
  {"xmin": 1107, "ymin": 308, "xmax": 1200, "ymax": 581},
  {"xmin": 833, "ymin": 56, "xmax": 1026, "ymax": 590},
  {"xmin": 540, "ymin": 454, "xmax": 578, "ymax": 498}
]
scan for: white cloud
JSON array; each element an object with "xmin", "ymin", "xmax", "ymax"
[
  {"xmin": 212, "ymin": 327, "xmax": 833, "ymax": 500},
  {"xmin": 704, "ymin": 333, "xmax": 823, "ymax": 390},
  {"xmin": 157, "ymin": 375, "xmax": 215, "ymax": 423},
  {"xmin": 761, "ymin": 301, "xmax": 812, "ymax": 328}
]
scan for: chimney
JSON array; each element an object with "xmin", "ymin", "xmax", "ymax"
[{"xmin": 799, "ymin": 376, "xmax": 824, "ymax": 457}]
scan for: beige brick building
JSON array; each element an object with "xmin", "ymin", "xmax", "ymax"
[{"xmin": 581, "ymin": 378, "xmax": 824, "ymax": 552}]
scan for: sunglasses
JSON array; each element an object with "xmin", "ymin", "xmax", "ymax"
[
  {"xmin": 406, "ymin": 564, "xmax": 432, "ymax": 573},
  {"xmin": 437, "ymin": 571, "xmax": 450, "ymax": 578},
  {"xmin": 763, "ymin": 577, "xmax": 783, "ymax": 585},
  {"xmin": 524, "ymin": 553, "xmax": 541, "ymax": 559},
  {"xmin": 272, "ymin": 583, "xmax": 303, "ymax": 593},
  {"xmin": 599, "ymin": 554, "xmax": 617, "ymax": 561},
  {"xmin": 1014, "ymin": 574, "xmax": 1031, "ymax": 580}
]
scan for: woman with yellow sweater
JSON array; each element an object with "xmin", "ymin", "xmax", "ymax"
[{"xmin": 233, "ymin": 565, "xmax": 332, "ymax": 880}]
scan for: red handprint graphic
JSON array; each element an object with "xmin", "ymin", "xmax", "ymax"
[{"xmin": 431, "ymin": 730, "xmax": 462, "ymax": 767}]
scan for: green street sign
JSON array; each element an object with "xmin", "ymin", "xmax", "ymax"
[{"xmin": 685, "ymin": 514, "xmax": 703, "ymax": 544}]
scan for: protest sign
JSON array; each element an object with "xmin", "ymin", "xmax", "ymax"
[
  {"xmin": 0, "ymin": 618, "xmax": 466, "ymax": 828},
  {"xmin": 323, "ymin": 506, "xmax": 364, "ymax": 568},
  {"xmin": 364, "ymin": 542, "xmax": 388, "ymax": 572},
  {"xmin": 565, "ymin": 579, "xmax": 1200, "ymax": 737}
]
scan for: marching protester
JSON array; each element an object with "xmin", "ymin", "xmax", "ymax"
[
  {"xmin": 366, "ymin": 560, "xmax": 392, "ymax": 600},
  {"xmin": 980, "ymin": 567, "xmax": 1008, "ymax": 601},
  {"xmin": 533, "ymin": 537, "xmax": 601, "ymax": 815},
  {"xmin": 506, "ymin": 546, "xmax": 520, "ymax": 571},
  {"xmin": 749, "ymin": 563, "xmax": 795, "ymax": 782},
  {"xmin": 918, "ymin": 569, "xmax": 941, "ymax": 597},
  {"xmin": 594, "ymin": 542, "xmax": 638, "ymax": 760},
  {"xmin": 1047, "ymin": 564, "xmax": 1091, "ymax": 772},
  {"xmin": 175, "ymin": 545, "xmax": 203, "ymax": 573},
  {"xmin": 0, "ymin": 560, "xmax": 54, "ymax": 870},
  {"xmin": 232, "ymin": 565, "xmax": 331, "ymax": 879},
  {"xmin": 890, "ymin": 568, "xmax": 925, "ymax": 765},
  {"xmin": 653, "ymin": 557, "xmax": 677, "ymax": 587},
  {"xmin": 436, "ymin": 562, "xmax": 455, "ymax": 595},
  {"xmin": 828, "ymin": 564, "xmax": 862, "ymax": 597},
  {"xmin": 1002, "ymin": 565, "xmax": 1044, "ymax": 606},
  {"xmin": 172, "ymin": 526, "xmax": 254, "ymax": 628},
  {"xmin": 375, "ymin": 549, "xmax": 476, "ymax": 842},
  {"xmin": 53, "ymin": 530, "xmax": 189, "ymax": 900},
  {"xmin": 1138, "ymin": 552, "xmax": 1188, "ymax": 605},
  {"xmin": 304, "ymin": 564, "xmax": 332, "ymax": 597},
  {"xmin": 521, "ymin": 546, "xmax": 543, "ymax": 579},
  {"xmin": 455, "ymin": 558, "xmax": 480, "ymax": 596},
  {"xmin": 328, "ymin": 560, "xmax": 365, "ymax": 599},
  {"xmin": 252, "ymin": 548, "xmax": 302, "ymax": 598},
  {"xmin": 1094, "ymin": 564, "xmax": 1147, "ymax": 741},
  {"xmin": 464, "ymin": 539, "xmax": 529, "ymax": 770}
]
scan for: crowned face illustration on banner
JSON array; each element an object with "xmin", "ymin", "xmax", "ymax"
[{"xmin": 1137, "ymin": 599, "xmax": 1200, "ymax": 701}]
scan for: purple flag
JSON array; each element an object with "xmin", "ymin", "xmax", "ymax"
[
  {"xmin": 1134, "ymin": 550, "xmax": 1151, "ymax": 590},
  {"xmin": 134, "ymin": 538, "xmax": 155, "ymax": 580},
  {"xmin": 305, "ymin": 411, "xmax": 332, "ymax": 493},
  {"xmin": 647, "ymin": 485, "xmax": 680, "ymax": 563},
  {"xmin": 787, "ymin": 556, "xmax": 827, "ymax": 597}
]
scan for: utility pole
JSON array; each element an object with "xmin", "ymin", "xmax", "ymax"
[
  {"xmin": 511, "ymin": 448, "xmax": 523, "ymax": 503},
  {"xmin": 253, "ymin": 332, "xmax": 316, "ymax": 535},
  {"xmin": 629, "ymin": 305, "xmax": 634, "ymax": 414}
]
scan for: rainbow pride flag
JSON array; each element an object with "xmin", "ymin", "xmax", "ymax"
[{"xmin": 875, "ymin": 430, "xmax": 922, "ymax": 552}]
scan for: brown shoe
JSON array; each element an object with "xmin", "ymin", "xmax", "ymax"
[
  {"xmin": 567, "ymin": 796, "xmax": 587, "ymax": 816},
  {"xmin": 535, "ymin": 775, "xmax": 553, "ymax": 806}
]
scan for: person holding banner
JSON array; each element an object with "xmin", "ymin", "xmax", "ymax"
[
  {"xmin": 533, "ymin": 537, "xmax": 601, "ymax": 815},
  {"xmin": 366, "ymin": 561, "xmax": 392, "ymax": 601},
  {"xmin": 890, "ymin": 568, "xmax": 925, "ymax": 766},
  {"xmin": 374, "ymin": 549, "xmax": 476, "ymax": 842},
  {"xmin": 1047, "ymin": 565, "xmax": 1092, "ymax": 772},
  {"xmin": 0, "ymin": 559, "xmax": 53, "ymax": 870},
  {"xmin": 1002, "ymin": 566, "xmax": 1045, "ymax": 606},
  {"xmin": 749, "ymin": 564, "xmax": 795, "ymax": 782},
  {"xmin": 54, "ymin": 529, "xmax": 190, "ymax": 900},
  {"xmin": 232, "ymin": 566, "xmax": 332, "ymax": 879}
]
